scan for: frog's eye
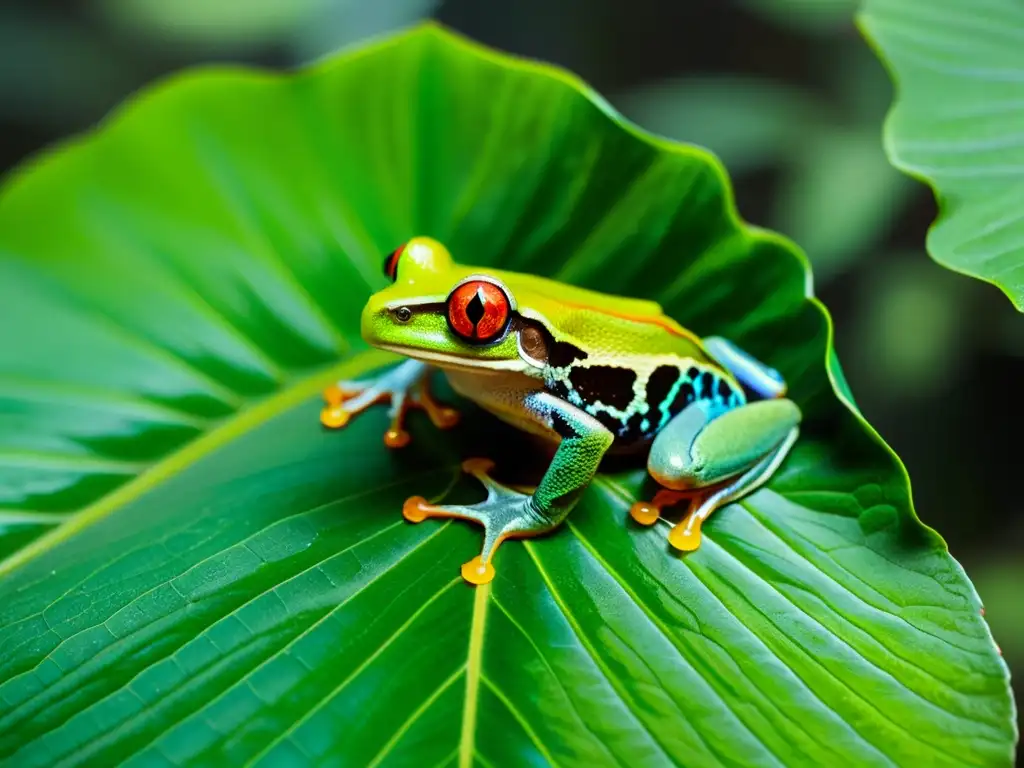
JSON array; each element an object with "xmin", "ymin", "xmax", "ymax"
[
  {"xmin": 383, "ymin": 243, "xmax": 406, "ymax": 282},
  {"xmin": 447, "ymin": 280, "xmax": 511, "ymax": 343}
]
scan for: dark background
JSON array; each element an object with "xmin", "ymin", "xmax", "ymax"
[{"xmin": 2, "ymin": 0, "xmax": 1020, "ymax": 742}]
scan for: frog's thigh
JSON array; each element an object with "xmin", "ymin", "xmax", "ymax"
[{"xmin": 649, "ymin": 399, "xmax": 801, "ymax": 490}]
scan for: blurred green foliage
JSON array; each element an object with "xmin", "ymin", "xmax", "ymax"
[
  {"xmin": 616, "ymin": 44, "xmax": 913, "ymax": 283},
  {"xmin": 0, "ymin": 7, "xmax": 140, "ymax": 128},
  {"xmin": 98, "ymin": 0, "xmax": 335, "ymax": 45},
  {"xmin": 97, "ymin": 0, "xmax": 441, "ymax": 60},
  {"xmin": 739, "ymin": 0, "xmax": 857, "ymax": 33}
]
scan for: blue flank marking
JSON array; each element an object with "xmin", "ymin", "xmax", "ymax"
[
  {"xmin": 652, "ymin": 365, "xmax": 746, "ymax": 436},
  {"xmin": 657, "ymin": 371, "xmax": 687, "ymax": 431}
]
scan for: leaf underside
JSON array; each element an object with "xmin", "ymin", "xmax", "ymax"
[
  {"xmin": 0, "ymin": 23, "xmax": 1014, "ymax": 768},
  {"xmin": 860, "ymin": 0, "xmax": 1024, "ymax": 310}
]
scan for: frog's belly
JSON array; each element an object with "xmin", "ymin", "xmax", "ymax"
[{"xmin": 443, "ymin": 370, "xmax": 557, "ymax": 443}]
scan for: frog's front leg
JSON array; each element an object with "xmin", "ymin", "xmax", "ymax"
[
  {"xmin": 403, "ymin": 391, "xmax": 614, "ymax": 585},
  {"xmin": 320, "ymin": 359, "xmax": 459, "ymax": 447},
  {"xmin": 631, "ymin": 398, "xmax": 801, "ymax": 551}
]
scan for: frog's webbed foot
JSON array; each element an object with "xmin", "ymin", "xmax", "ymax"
[
  {"xmin": 320, "ymin": 360, "xmax": 459, "ymax": 447},
  {"xmin": 403, "ymin": 458, "xmax": 554, "ymax": 585}
]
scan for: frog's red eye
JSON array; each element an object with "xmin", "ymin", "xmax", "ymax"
[
  {"xmin": 383, "ymin": 243, "xmax": 405, "ymax": 282},
  {"xmin": 447, "ymin": 280, "xmax": 511, "ymax": 343}
]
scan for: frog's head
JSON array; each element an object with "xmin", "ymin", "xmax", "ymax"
[{"xmin": 361, "ymin": 236, "xmax": 547, "ymax": 374}]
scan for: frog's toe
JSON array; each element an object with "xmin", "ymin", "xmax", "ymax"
[
  {"xmin": 415, "ymin": 381, "xmax": 460, "ymax": 429},
  {"xmin": 323, "ymin": 383, "xmax": 345, "ymax": 407},
  {"xmin": 320, "ymin": 404, "xmax": 350, "ymax": 429},
  {"xmin": 384, "ymin": 428, "xmax": 412, "ymax": 448},
  {"xmin": 460, "ymin": 458, "xmax": 519, "ymax": 501},
  {"xmin": 429, "ymin": 406, "xmax": 460, "ymax": 429},
  {"xmin": 319, "ymin": 379, "xmax": 388, "ymax": 431},
  {"xmin": 461, "ymin": 457, "xmax": 496, "ymax": 477},
  {"xmin": 629, "ymin": 501, "xmax": 661, "ymax": 526},
  {"xmin": 667, "ymin": 496, "xmax": 710, "ymax": 553},
  {"xmin": 402, "ymin": 495, "xmax": 433, "ymax": 523},
  {"xmin": 461, "ymin": 556, "xmax": 496, "ymax": 585},
  {"xmin": 383, "ymin": 391, "xmax": 413, "ymax": 449},
  {"xmin": 629, "ymin": 489, "xmax": 688, "ymax": 527},
  {"xmin": 668, "ymin": 515, "xmax": 704, "ymax": 552},
  {"xmin": 322, "ymin": 381, "xmax": 362, "ymax": 407}
]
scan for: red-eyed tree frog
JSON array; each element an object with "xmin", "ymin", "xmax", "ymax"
[{"xmin": 322, "ymin": 237, "xmax": 801, "ymax": 585}]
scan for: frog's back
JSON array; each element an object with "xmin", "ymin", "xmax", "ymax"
[{"xmin": 495, "ymin": 269, "xmax": 710, "ymax": 361}]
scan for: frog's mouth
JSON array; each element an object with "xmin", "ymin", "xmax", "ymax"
[{"xmin": 376, "ymin": 344, "xmax": 524, "ymax": 374}]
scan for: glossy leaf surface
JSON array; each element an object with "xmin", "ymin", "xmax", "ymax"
[
  {"xmin": 860, "ymin": 0, "xmax": 1024, "ymax": 310},
  {"xmin": 0, "ymin": 23, "xmax": 1014, "ymax": 767}
]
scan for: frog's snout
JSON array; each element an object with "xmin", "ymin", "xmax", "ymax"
[{"xmin": 360, "ymin": 299, "xmax": 384, "ymax": 346}]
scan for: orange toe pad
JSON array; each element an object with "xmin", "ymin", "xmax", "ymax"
[
  {"xmin": 461, "ymin": 457, "xmax": 496, "ymax": 475},
  {"xmin": 668, "ymin": 519, "xmax": 703, "ymax": 552},
  {"xmin": 320, "ymin": 406, "xmax": 350, "ymax": 429},
  {"xmin": 461, "ymin": 556, "xmax": 495, "ymax": 585},
  {"xmin": 402, "ymin": 496, "xmax": 431, "ymax": 523},
  {"xmin": 384, "ymin": 429, "xmax": 411, "ymax": 448},
  {"xmin": 629, "ymin": 501, "xmax": 661, "ymax": 526}
]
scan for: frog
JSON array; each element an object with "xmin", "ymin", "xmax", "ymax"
[{"xmin": 321, "ymin": 236, "xmax": 801, "ymax": 585}]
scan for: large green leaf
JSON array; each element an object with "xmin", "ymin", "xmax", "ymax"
[
  {"xmin": 0, "ymin": 23, "xmax": 1014, "ymax": 767},
  {"xmin": 859, "ymin": 0, "xmax": 1024, "ymax": 310}
]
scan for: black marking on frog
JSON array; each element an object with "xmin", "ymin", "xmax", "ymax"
[
  {"xmin": 548, "ymin": 340, "xmax": 589, "ymax": 368},
  {"xmin": 620, "ymin": 411, "xmax": 649, "ymax": 446},
  {"xmin": 645, "ymin": 365, "xmax": 678, "ymax": 411},
  {"xmin": 550, "ymin": 410, "xmax": 577, "ymax": 439},
  {"xmin": 671, "ymin": 381, "xmax": 696, "ymax": 414},
  {"xmin": 547, "ymin": 378, "xmax": 571, "ymax": 401},
  {"xmin": 592, "ymin": 410, "xmax": 625, "ymax": 435},
  {"xmin": 699, "ymin": 371, "xmax": 715, "ymax": 399},
  {"xmin": 545, "ymin": 357, "xmax": 746, "ymax": 448},
  {"xmin": 568, "ymin": 365, "xmax": 637, "ymax": 410}
]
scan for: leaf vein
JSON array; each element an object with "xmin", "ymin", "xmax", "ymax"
[
  {"xmin": 242, "ymin": 576, "xmax": 461, "ymax": 766},
  {"xmin": 521, "ymin": 541, "xmax": 697, "ymax": 767}
]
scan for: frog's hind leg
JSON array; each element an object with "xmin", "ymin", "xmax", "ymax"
[
  {"xmin": 320, "ymin": 359, "xmax": 459, "ymax": 446},
  {"xmin": 642, "ymin": 398, "xmax": 801, "ymax": 552},
  {"xmin": 668, "ymin": 427, "xmax": 798, "ymax": 551},
  {"xmin": 703, "ymin": 336, "xmax": 787, "ymax": 399}
]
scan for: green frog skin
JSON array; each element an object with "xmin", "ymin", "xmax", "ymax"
[{"xmin": 321, "ymin": 237, "xmax": 801, "ymax": 585}]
